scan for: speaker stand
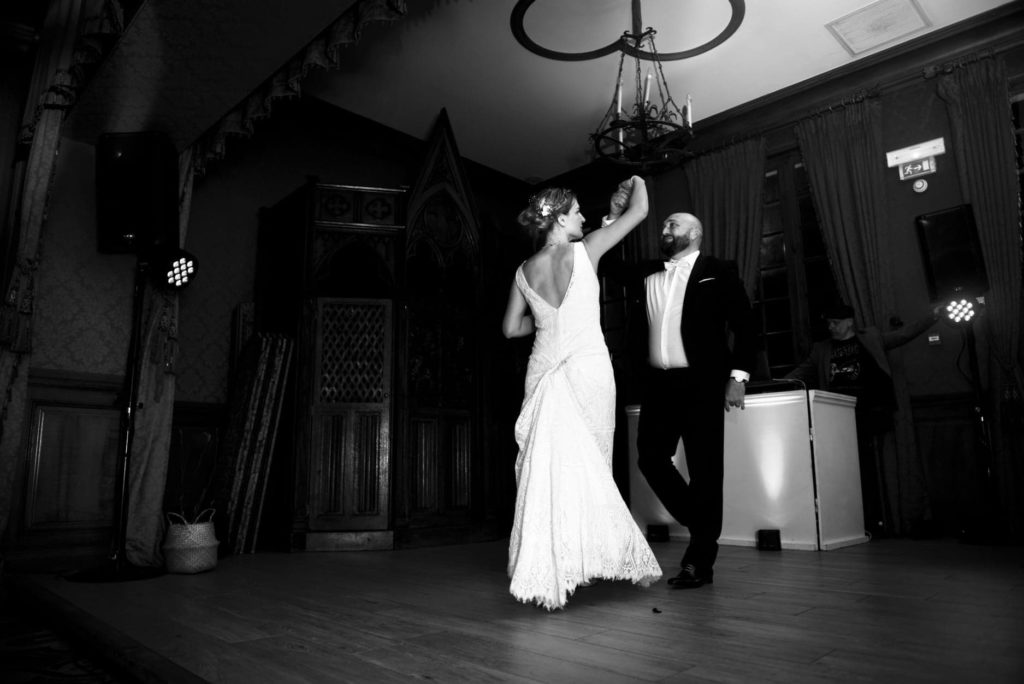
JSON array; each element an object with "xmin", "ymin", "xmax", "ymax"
[
  {"xmin": 67, "ymin": 258, "xmax": 164, "ymax": 582},
  {"xmin": 958, "ymin": 322, "xmax": 1001, "ymax": 545}
]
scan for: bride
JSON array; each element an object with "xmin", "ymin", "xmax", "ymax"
[{"xmin": 502, "ymin": 176, "xmax": 662, "ymax": 610}]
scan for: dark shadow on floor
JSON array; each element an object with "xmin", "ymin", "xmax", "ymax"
[{"xmin": 0, "ymin": 584, "xmax": 134, "ymax": 683}]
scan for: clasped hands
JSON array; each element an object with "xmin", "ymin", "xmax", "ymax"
[{"xmin": 607, "ymin": 176, "xmax": 641, "ymax": 220}]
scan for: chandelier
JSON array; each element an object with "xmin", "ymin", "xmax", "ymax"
[
  {"xmin": 511, "ymin": 0, "xmax": 746, "ymax": 171},
  {"xmin": 590, "ymin": 26, "xmax": 691, "ymax": 170}
]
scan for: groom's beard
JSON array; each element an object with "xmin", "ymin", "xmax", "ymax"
[{"xmin": 660, "ymin": 233, "xmax": 691, "ymax": 258}]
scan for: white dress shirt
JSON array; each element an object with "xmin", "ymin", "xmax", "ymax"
[{"xmin": 646, "ymin": 251, "xmax": 699, "ymax": 369}]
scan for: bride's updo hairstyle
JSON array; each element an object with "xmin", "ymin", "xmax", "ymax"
[{"xmin": 517, "ymin": 187, "xmax": 576, "ymax": 240}]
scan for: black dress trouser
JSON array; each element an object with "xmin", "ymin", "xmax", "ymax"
[{"xmin": 636, "ymin": 366, "xmax": 726, "ymax": 572}]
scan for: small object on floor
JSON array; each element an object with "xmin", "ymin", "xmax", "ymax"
[
  {"xmin": 756, "ymin": 529, "xmax": 781, "ymax": 550},
  {"xmin": 652, "ymin": 607, "xmax": 662, "ymax": 613},
  {"xmin": 667, "ymin": 564, "xmax": 713, "ymax": 589}
]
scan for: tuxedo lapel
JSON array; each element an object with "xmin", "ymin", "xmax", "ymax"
[
  {"xmin": 688, "ymin": 254, "xmax": 708, "ymax": 283},
  {"xmin": 681, "ymin": 254, "xmax": 707, "ymax": 313}
]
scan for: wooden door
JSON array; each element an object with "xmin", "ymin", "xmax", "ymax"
[{"xmin": 307, "ymin": 297, "xmax": 392, "ymax": 534}]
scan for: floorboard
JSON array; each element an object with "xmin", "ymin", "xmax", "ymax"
[{"xmin": 3, "ymin": 537, "xmax": 1023, "ymax": 683}]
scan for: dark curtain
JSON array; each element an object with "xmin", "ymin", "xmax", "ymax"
[
  {"xmin": 937, "ymin": 56, "xmax": 1024, "ymax": 541},
  {"xmin": 795, "ymin": 99, "xmax": 932, "ymax": 535},
  {"xmin": 685, "ymin": 137, "xmax": 767, "ymax": 297}
]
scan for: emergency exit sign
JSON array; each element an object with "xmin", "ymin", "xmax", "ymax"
[{"xmin": 898, "ymin": 156, "xmax": 936, "ymax": 180}]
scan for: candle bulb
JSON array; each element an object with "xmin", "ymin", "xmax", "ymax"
[
  {"xmin": 686, "ymin": 94, "xmax": 693, "ymax": 127},
  {"xmin": 617, "ymin": 77, "xmax": 624, "ymax": 148},
  {"xmin": 643, "ymin": 70, "xmax": 652, "ymax": 110}
]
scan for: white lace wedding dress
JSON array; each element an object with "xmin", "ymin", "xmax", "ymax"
[{"xmin": 508, "ymin": 241, "xmax": 662, "ymax": 610}]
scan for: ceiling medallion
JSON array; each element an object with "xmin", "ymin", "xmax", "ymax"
[
  {"xmin": 510, "ymin": 0, "xmax": 745, "ymax": 62},
  {"xmin": 510, "ymin": 0, "xmax": 746, "ymax": 170}
]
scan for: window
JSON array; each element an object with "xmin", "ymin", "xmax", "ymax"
[{"xmin": 753, "ymin": 152, "xmax": 840, "ymax": 378}]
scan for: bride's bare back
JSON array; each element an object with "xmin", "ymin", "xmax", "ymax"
[
  {"xmin": 521, "ymin": 242, "xmax": 575, "ymax": 309},
  {"xmin": 502, "ymin": 176, "xmax": 648, "ymax": 340}
]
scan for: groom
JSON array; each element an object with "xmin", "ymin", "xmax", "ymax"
[{"xmin": 605, "ymin": 202, "xmax": 756, "ymax": 589}]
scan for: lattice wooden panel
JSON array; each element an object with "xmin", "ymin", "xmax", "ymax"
[{"xmin": 318, "ymin": 301, "xmax": 387, "ymax": 404}]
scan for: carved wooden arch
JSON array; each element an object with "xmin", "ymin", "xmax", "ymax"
[
  {"xmin": 314, "ymin": 231, "xmax": 396, "ymax": 299},
  {"xmin": 405, "ymin": 109, "xmax": 481, "ymax": 273}
]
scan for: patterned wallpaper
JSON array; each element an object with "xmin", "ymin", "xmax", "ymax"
[
  {"xmin": 31, "ymin": 136, "xmax": 249, "ymax": 403},
  {"xmin": 174, "ymin": 179, "xmax": 258, "ymax": 404},
  {"xmin": 32, "ymin": 138, "xmax": 135, "ymax": 376}
]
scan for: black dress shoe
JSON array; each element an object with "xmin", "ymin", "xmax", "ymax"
[{"xmin": 667, "ymin": 564, "xmax": 713, "ymax": 589}]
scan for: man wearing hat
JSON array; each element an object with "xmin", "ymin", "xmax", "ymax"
[{"xmin": 785, "ymin": 301, "xmax": 940, "ymax": 538}]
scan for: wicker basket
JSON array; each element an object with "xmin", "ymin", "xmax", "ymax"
[{"xmin": 163, "ymin": 508, "xmax": 219, "ymax": 574}]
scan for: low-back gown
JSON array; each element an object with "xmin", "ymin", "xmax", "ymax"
[{"xmin": 508, "ymin": 241, "xmax": 662, "ymax": 610}]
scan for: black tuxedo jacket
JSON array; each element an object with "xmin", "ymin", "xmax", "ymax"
[{"xmin": 604, "ymin": 253, "xmax": 757, "ymax": 380}]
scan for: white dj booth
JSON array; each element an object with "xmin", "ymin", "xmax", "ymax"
[{"xmin": 626, "ymin": 386, "xmax": 869, "ymax": 551}]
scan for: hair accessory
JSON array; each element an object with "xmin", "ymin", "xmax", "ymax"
[{"xmin": 539, "ymin": 201, "xmax": 553, "ymax": 217}]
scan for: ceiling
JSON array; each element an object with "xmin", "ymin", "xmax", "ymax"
[{"xmin": 62, "ymin": 0, "xmax": 1014, "ymax": 183}]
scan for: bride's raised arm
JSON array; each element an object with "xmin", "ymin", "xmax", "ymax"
[{"xmin": 582, "ymin": 176, "xmax": 648, "ymax": 267}]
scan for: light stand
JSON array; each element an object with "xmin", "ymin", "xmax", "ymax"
[
  {"xmin": 941, "ymin": 293, "xmax": 999, "ymax": 544},
  {"xmin": 915, "ymin": 205, "xmax": 994, "ymax": 542},
  {"xmin": 67, "ymin": 248, "xmax": 197, "ymax": 582},
  {"xmin": 960, "ymin": 316, "xmax": 999, "ymax": 544}
]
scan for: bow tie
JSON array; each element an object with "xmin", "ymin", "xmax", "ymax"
[{"xmin": 664, "ymin": 259, "xmax": 690, "ymax": 273}]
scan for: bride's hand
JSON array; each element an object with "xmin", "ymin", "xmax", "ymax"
[{"xmin": 609, "ymin": 188, "xmax": 630, "ymax": 218}]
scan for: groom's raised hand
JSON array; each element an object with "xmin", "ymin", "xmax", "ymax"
[{"xmin": 607, "ymin": 178, "xmax": 634, "ymax": 221}]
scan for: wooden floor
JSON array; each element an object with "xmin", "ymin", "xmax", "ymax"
[{"xmin": 4, "ymin": 537, "xmax": 1024, "ymax": 683}]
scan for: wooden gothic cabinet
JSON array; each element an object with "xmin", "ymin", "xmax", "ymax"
[
  {"xmin": 256, "ymin": 110, "xmax": 489, "ymax": 551},
  {"xmin": 257, "ymin": 183, "xmax": 404, "ymax": 551}
]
